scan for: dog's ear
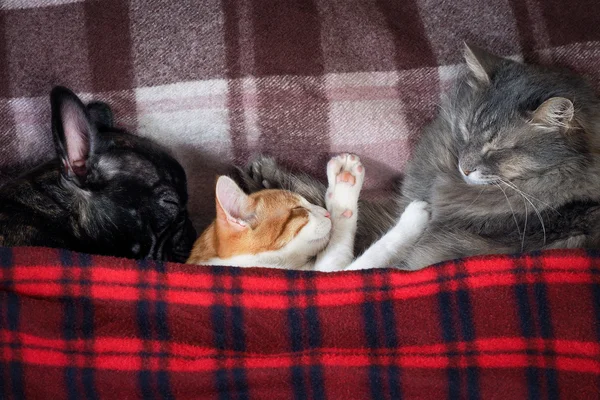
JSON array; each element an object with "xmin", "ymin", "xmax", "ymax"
[
  {"xmin": 87, "ymin": 101, "xmax": 114, "ymax": 130},
  {"xmin": 51, "ymin": 86, "xmax": 98, "ymax": 185}
]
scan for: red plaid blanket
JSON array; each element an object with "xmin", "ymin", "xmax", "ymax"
[{"xmin": 0, "ymin": 246, "xmax": 598, "ymax": 399}]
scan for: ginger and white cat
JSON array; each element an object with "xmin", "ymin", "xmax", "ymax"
[{"xmin": 187, "ymin": 154, "xmax": 366, "ymax": 271}]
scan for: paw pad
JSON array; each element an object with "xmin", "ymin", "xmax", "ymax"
[
  {"xmin": 336, "ymin": 171, "xmax": 356, "ymax": 185},
  {"xmin": 325, "ymin": 153, "xmax": 365, "ymax": 215}
]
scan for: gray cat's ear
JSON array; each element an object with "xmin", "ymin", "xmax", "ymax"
[
  {"xmin": 215, "ymin": 176, "xmax": 253, "ymax": 230},
  {"xmin": 531, "ymin": 97, "xmax": 575, "ymax": 128},
  {"xmin": 463, "ymin": 43, "xmax": 504, "ymax": 84}
]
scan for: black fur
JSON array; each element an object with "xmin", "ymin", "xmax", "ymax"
[{"xmin": 0, "ymin": 86, "xmax": 196, "ymax": 262}]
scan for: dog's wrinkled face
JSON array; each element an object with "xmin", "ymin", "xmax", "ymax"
[
  {"xmin": 52, "ymin": 87, "xmax": 196, "ymax": 262},
  {"xmin": 80, "ymin": 133, "xmax": 197, "ymax": 261}
]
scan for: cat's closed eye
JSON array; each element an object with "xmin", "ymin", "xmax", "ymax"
[
  {"xmin": 481, "ymin": 144, "xmax": 516, "ymax": 157},
  {"xmin": 482, "ymin": 145, "xmax": 514, "ymax": 157},
  {"xmin": 482, "ymin": 147, "xmax": 498, "ymax": 157}
]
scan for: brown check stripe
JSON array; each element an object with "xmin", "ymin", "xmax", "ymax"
[{"xmin": 0, "ymin": 247, "xmax": 599, "ymax": 399}]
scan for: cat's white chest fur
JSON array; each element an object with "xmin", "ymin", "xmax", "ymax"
[{"xmin": 201, "ymin": 247, "xmax": 316, "ymax": 270}]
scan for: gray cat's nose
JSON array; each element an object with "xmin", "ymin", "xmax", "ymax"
[{"xmin": 459, "ymin": 161, "xmax": 477, "ymax": 177}]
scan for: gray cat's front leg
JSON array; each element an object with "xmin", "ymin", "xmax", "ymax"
[{"xmin": 345, "ymin": 201, "xmax": 430, "ymax": 270}]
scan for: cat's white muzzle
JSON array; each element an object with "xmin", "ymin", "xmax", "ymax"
[{"xmin": 459, "ymin": 167, "xmax": 497, "ymax": 185}]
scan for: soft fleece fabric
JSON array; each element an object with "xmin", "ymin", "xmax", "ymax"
[{"xmin": 0, "ymin": 247, "xmax": 599, "ymax": 399}]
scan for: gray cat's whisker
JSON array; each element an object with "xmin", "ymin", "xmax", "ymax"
[
  {"xmin": 498, "ymin": 179, "xmax": 530, "ymax": 251},
  {"xmin": 495, "ymin": 182, "xmax": 522, "ymax": 242},
  {"xmin": 529, "ymin": 200, "xmax": 546, "ymax": 246},
  {"xmin": 500, "ymin": 178, "xmax": 561, "ymax": 215},
  {"xmin": 500, "ymin": 180, "xmax": 546, "ymax": 245}
]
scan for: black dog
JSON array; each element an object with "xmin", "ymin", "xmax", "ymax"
[{"xmin": 0, "ymin": 86, "xmax": 196, "ymax": 262}]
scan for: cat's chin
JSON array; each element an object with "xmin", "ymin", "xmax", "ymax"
[
  {"xmin": 310, "ymin": 235, "xmax": 330, "ymax": 244},
  {"xmin": 309, "ymin": 234, "xmax": 331, "ymax": 250},
  {"xmin": 461, "ymin": 174, "xmax": 500, "ymax": 186},
  {"xmin": 459, "ymin": 168, "xmax": 500, "ymax": 185},
  {"xmin": 464, "ymin": 179, "xmax": 498, "ymax": 186}
]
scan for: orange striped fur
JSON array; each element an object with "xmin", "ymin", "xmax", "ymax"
[{"xmin": 187, "ymin": 176, "xmax": 329, "ymax": 266}]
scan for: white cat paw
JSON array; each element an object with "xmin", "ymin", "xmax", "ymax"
[
  {"xmin": 395, "ymin": 200, "xmax": 430, "ymax": 237},
  {"xmin": 325, "ymin": 153, "xmax": 365, "ymax": 216}
]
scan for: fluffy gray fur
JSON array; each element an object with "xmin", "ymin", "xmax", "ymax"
[{"xmin": 236, "ymin": 45, "xmax": 600, "ymax": 270}]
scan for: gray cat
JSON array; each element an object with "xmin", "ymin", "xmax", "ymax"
[{"xmin": 237, "ymin": 44, "xmax": 600, "ymax": 270}]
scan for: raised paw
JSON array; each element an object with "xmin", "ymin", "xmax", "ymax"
[
  {"xmin": 325, "ymin": 153, "xmax": 365, "ymax": 217},
  {"xmin": 326, "ymin": 153, "xmax": 365, "ymax": 189}
]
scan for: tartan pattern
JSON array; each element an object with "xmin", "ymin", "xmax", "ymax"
[
  {"xmin": 0, "ymin": 246, "xmax": 599, "ymax": 399},
  {"xmin": 2, "ymin": 3, "xmax": 600, "ymax": 396},
  {"xmin": 1, "ymin": 1, "xmax": 600, "ymax": 231}
]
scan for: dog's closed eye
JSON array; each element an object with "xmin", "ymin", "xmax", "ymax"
[
  {"xmin": 158, "ymin": 196, "xmax": 181, "ymax": 218},
  {"xmin": 161, "ymin": 198, "xmax": 179, "ymax": 207}
]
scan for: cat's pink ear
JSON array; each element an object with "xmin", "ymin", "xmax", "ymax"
[
  {"xmin": 215, "ymin": 176, "xmax": 252, "ymax": 230},
  {"xmin": 463, "ymin": 43, "xmax": 504, "ymax": 85},
  {"xmin": 531, "ymin": 97, "xmax": 575, "ymax": 128}
]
